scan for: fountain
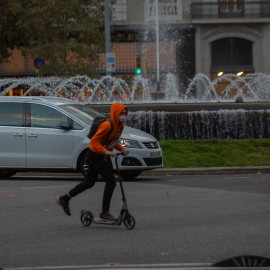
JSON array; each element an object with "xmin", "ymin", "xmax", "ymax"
[
  {"xmin": 125, "ymin": 109, "xmax": 270, "ymax": 141},
  {"xmin": 2, "ymin": 72, "xmax": 270, "ymax": 103},
  {"xmin": 184, "ymin": 73, "xmax": 270, "ymax": 102},
  {"xmin": 1, "ymin": 73, "xmax": 270, "ymax": 140}
]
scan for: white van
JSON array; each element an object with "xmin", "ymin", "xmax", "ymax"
[{"xmin": 0, "ymin": 97, "xmax": 163, "ymax": 179}]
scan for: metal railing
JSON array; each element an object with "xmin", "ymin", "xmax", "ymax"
[{"xmin": 191, "ymin": 1, "xmax": 270, "ymax": 19}]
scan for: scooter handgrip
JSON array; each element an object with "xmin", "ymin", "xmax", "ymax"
[{"xmin": 116, "ymin": 152, "xmax": 124, "ymax": 156}]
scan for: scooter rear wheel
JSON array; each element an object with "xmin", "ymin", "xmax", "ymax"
[
  {"xmin": 123, "ymin": 214, "xmax": 136, "ymax": 230},
  {"xmin": 80, "ymin": 210, "xmax": 94, "ymax": 227}
]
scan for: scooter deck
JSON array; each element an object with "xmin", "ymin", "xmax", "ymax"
[{"xmin": 92, "ymin": 217, "xmax": 121, "ymax": 225}]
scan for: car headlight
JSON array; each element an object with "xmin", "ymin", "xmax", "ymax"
[{"xmin": 118, "ymin": 139, "xmax": 143, "ymax": 149}]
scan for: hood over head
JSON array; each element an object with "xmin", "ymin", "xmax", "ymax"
[{"xmin": 110, "ymin": 102, "xmax": 128, "ymax": 126}]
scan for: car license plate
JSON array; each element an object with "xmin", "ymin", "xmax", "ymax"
[{"xmin": 150, "ymin": 151, "xmax": 161, "ymax": 158}]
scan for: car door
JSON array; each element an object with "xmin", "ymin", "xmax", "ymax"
[
  {"xmin": 0, "ymin": 102, "xmax": 26, "ymax": 167},
  {"xmin": 26, "ymin": 103, "xmax": 73, "ymax": 168}
]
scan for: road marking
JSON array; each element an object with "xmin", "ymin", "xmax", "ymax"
[
  {"xmin": 15, "ymin": 176, "xmax": 84, "ymax": 179},
  {"xmin": 168, "ymin": 179, "xmax": 198, "ymax": 181},
  {"xmin": 22, "ymin": 185, "xmax": 70, "ymax": 189},
  {"xmin": 5, "ymin": 263, "xmax": 212, "ymax": 270},
  {"xmin": 169, "ymin": 177, "xmax": 253, "ymax": 182},
  {"xmin": 223, "ymin": 177, "xmax": 251, "ymax": 179}
]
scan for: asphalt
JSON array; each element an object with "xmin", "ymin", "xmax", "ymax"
[
  {"xmin": 14, "ymin": 166, "xmax": 270, "ymax": 177},
  {"xmin": 1, "ymin": 173, "xmax": 270, "ymax": 270}
]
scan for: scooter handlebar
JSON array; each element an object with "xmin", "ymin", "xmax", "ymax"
[{"xmin": 116, "ymin": 152, "xmax": 124, "ymax": 156}]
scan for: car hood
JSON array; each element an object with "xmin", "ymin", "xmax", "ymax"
[{"xmin": 121, "ymin": 126, "xmax": 157, "ymax": 142}]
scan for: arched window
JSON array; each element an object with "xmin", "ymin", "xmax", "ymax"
[
  {"xmin": 211, "ymin": 37, "xmax": 254, "ymax": 96},
  {"xmin": 211, "ymin": 37, "xmax": 253, "ymax": 75}
]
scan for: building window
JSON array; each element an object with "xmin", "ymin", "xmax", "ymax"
[
  {"xmin": 211, "ymin": 38, "xmax": 253, "ymax": 71},
  {"xmin": 146, "ymin": 0, "xmax": 183, "ymax": 20},
  {"xmin": 219, "ymin": 0, "xmax": 244, "ymax": 17},
  {"xmin": 149, "ymin": 0, "xmax": 178, "ymax": 16},
  {"xmin": 112, "ymin": 0, "xmax": 127, "ymax": 21},
  {"xmin": 211, "ymin": 37, "xmax": 253, "ymax": 97}
]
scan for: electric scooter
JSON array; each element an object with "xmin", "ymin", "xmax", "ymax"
[{"xmin": 80, "ymin": 152, "xmax": 136, "ymax": 230}]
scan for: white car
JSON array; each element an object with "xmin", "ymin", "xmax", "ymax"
[{"xmin": 0, "ymin": 97, "xmax": 163, "ymax": 179}]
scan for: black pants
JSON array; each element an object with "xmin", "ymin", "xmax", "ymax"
[{"xmin": 68, "ymin": 149, "xmax": 116, "ymax": 213}]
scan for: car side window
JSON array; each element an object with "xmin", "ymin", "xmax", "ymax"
[
  {"xmin": 30, "ymin": 104, "xmax": 68, "ymax": 129},
  {"xmin": 73, "ymin": 121, "xmax": 84, "ymax": 130},
  {"xmin": 0, "ymin": 102, "xmax": 24, "ymax": 127}
]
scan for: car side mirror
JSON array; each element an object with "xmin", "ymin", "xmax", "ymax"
[{"xmin": 57, "ymin": 122, "xmax": 71, "ymax": 131}]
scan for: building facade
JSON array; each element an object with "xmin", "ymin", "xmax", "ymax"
[
  {"xmin": 112, "ymin": 0, "xmax": 270, "ymax": 96},
  {"xmin": 1, "ymin": 0, "xmax": 270, "ymax": 97}
]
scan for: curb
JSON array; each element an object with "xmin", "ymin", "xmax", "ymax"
[
  {"xmin": 15, "ymin": 166, "xmax": 270, "ymax": 177},
  {"xmin": 141, "ymin": 166, "xmax": 270, "ymax": 175}
]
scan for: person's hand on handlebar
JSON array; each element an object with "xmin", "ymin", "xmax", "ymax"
[
  {"xmin": 121, "ymin": 149, "xmax": 129, "ymax": 156},
  {"xmin": 105, "ymin": 150, "xmax": 117, "ymax": 158}
]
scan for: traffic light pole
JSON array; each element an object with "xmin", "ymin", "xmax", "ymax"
[
  {"xmin": 155, "ymin": 0, "xmax": 160, "ymax": 92},
  {"xmin": 105, "ymin": 0, "xmax": 111, "ymax": 93}
]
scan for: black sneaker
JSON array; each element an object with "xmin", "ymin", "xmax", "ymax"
[
  {"xmin": 99, "ymin": 211, "xmax": 116, "ymax": 222},
  {"xmin": 56, "ymin": 196, "xmax": 71, "ymax": 216}
]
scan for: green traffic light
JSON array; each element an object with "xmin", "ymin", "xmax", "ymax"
[{"xmin": 136, "ymin": 69, "xmax": 142, "ymax": 74}]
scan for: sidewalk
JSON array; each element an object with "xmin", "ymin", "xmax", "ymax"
[{"xmin": 15, "ymin": 166, "xmax": 270, "ymax": 177}]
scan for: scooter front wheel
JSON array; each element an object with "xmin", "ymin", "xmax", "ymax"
[
  {"xmin": 80, "ymin": 210, "xmax": 94, "ymax": 227},
  {"xmin": 123, "ymin": 214, "xmax": 136, "ymax": 230}
]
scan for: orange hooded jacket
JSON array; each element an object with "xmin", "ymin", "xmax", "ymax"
[{"xmin": 89, "ymin": 102, "xmax": 128, "ymax": 155}]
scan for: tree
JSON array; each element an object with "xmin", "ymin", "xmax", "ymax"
[
  {"xmin": 14, "ymin": 0, "xmax": 109, "ymax": 77},
  {"xmin": 0, "ymin": 0, "xmax": 27, "ymax": 61}
]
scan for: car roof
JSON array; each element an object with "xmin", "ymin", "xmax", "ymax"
[{"xmin": 0, "ymin": 96, "xmax": 80, "ymax": 106}]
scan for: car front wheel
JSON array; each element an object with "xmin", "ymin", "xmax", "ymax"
[
  {"xmin": 80, "ymin": 153, "xmax": 89, "ymax": 179},
  {"xmin": 0, "ymin": 170, "xmax": 17, "ymax": 179},
  {"xmin": 80, "ymin": 153, "xmax": 103, "ymax": 180}
]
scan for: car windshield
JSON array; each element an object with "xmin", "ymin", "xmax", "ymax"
[{"xmin": 60, "ymin": 104, "xmax": 104, "ymax": 125}]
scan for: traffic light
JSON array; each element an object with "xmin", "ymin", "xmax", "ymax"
[
  {"xmin": 13, "ymin": 89, "xmax": 23, "ymax": 96},
  {"xmin": 8, "ymin": 89, "xmax": 24, "ymax": 96},
  {"xmin": 143, "ymin": 62, "xmax": 147, "ymax": 74},
  {"xmin": 135, "ymin": 57, "xmax": 142, "ymax": 74}
]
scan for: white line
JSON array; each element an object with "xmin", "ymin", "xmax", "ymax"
[
  {"xmin": 223, "ymin": 177, "xmax": 251, "ymax": 179},
  {"xmin": 168, "ymin": 179, "xmax": 199, "ymax": 181},
  {"xmin": 16, "ymin": 176, "xmax": 83, "ymax": 178},
  {"xmin": 22, "ymin": 185, "xmax": 70, "ymax": 189},
  {"xmin": 5, "ymin": 263, "xmax": 212, "ymax": 270},
  {"xmin": 5, "ymin": 268, "xmax": 267, "ymax": 270}
]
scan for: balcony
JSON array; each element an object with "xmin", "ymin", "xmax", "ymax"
[{"xmin": 191, "ymin": 1, "xmax": 270, "ymax": 19}]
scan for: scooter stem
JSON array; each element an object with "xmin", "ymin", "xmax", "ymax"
[{"xmin": 115, "ymin": 154, "xmax": 127, "ymax": 203}]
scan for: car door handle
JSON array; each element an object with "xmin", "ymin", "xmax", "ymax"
[
  {"xmin": 13, "ymin": 133, "xmax": 23, "ymax": 137},
  {"xmin": 27, "ymin": 134, "xmax": 37, "ymax": 137}
]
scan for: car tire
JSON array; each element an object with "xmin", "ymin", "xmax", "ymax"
[
  {"xmin": 80, "ymin": 153, "xmax": 89, "ymax": 179},
  {"xmin": 80, "ymin": 153, "xmax": 103, "ymax": 180},
  {"xmin": 121, "ymin": 171, "xmax": 142, "ymax": 180},
  {"xmin": 0, "ymin": 170, "xmax": 17, "ymax": 179}
]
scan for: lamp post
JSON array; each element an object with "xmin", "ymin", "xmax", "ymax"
[
  {"xmin": 155, "ymin": 0, "xmax": 160, "ymax": 92},
  {"xmin": 105, "ymin": 0, "xmax": 111, "ymax": 92}
]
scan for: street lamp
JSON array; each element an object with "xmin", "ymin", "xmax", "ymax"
[
  {"xmin": 104, "ymin": 0, "xmax": 111, "ymax": 92},
  {"xmin": 155, "ymin": 0, "xmax": 160, "ymax": 92}
]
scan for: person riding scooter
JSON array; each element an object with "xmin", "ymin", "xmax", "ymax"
[{"xmin": 56, "ymin": 102, "xmax": 129, "ymax": 222}]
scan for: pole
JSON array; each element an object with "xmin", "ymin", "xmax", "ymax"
[
  {"xmin": 105, "ymin": 0, "xmax": 111, "ymax": 93},
  {"xmin": 156, "ymin": 0, "xmax": 160, "ymax": 92}
]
